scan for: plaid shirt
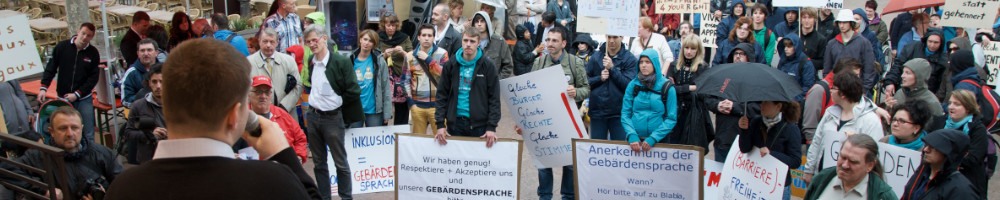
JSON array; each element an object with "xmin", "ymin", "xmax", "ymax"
[{"xmin": 264, "ymin": 13, "xmax": 303, "ymax": 52}]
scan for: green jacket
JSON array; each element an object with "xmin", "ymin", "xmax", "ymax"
[
  {"xmin": 307, "ymin": 51, "xmax": 364, "ymax": 124},
  {"xmin": 530, "ymin": 51, "xmax": 590, "ymax": 102},
  {"xmin": 301, "ymin": 43, "xmax": 337, "ymax": 87},
  {"xmin": 804, "ymin": 167, "xmax": 898, "ymax": 200}
]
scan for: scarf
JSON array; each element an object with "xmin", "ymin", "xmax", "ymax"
[
  {"xmin": 63, "ymin": 139, "xmax": 90, "ymax": 161},
  {"xmin": 889, "ymin": 130, "xmax": 926, "ymax": 151},
  {"xmin": 637, "ymin": 73, "xmax": 657, "ymax": 89},
  {"xmin": 763, "ymin": 113, "xmax": 783, "ymax": 129},
  {"xmin": 924, "ymin": 47, "xmax": 935, "ymax": 56},
  {"xmin": 379, "ymin": 31, "xmax": 408, "ymax": 47},
  {"xmin": 456, "ymin": 48, "xmax": 482, "ymax": 68},
  {"xmin": 944, "ymin": 115, "xmax": 973, "ymax": 134}
]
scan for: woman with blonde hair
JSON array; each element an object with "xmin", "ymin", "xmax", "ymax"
[
  {"xmin": 931, "ymin": 89, "xmax": 988, "ymax": 196},
  {"xmin": 665, "ymin": 34, "xmax": 707, "ymax": 144}
]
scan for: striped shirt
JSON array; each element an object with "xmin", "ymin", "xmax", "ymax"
[{"xmin": 264, "ymin": 13, "xmax": 303, "ymax": 52}]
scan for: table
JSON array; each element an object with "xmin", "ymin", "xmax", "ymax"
[
  {"xmin": 20, "ymin": 80, "xmax": 59, "ymax": 100},
  {"xmin": 0, "ymin": 10, "xmax": 22, "ymax": 18},
  {"xmin": 52, "ymin": 1, "xmax": 102, "ymax": 9},
  {"xmin": 147, "ymin": 10, "xmax": 173, "ymax": 24},
  {"xmin": 28, "ymin": 17, "xmax": 67, "ymax": 31},
  {"xmin": 105, "ymin": 5, "xmax": 150, "ymax": 16}
]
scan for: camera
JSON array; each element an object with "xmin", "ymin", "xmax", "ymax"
[{"xmin": 77, "ymin": 177, "xmax": 107, "ymax": 199}]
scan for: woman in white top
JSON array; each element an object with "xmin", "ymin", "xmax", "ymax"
[{"xmin": 628, "ymin": 17, "xmax": 673, "ymax": 75}]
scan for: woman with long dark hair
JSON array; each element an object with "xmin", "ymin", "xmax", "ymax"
[{"xmin": 168, "ymin": 12, "xmax": 194, "ymax": 51}]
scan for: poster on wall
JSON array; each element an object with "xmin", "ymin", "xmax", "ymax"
[
  {"xmin": 367, "ymin": 0, "xmax": 395, "ymax": 22},
  {"xmin": 326, "ymin": 0, "xmax": 359, "ymax": 50}
]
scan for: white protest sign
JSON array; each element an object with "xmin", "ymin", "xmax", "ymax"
[
  {"xmin": 940, "ymin": 0, "xmax": 1000, "ymax": 29},
  {"xmin": 703, "ymin": 159, "xmax": 724, "ymax": 200},
  {"xmin": 395, "ymin": 134, "xmax": 521, "ymax": 200},
  {"xmin": 820, "ymin": 132, "xmax": 847, "ymax": 169},
  {"xmin": 655, "ymin": 0, "xmax": 710, "ymax": 14},
  {"xmin": 328, "ymin": 125, "xmax": 410, "ymax": 195},
  {"xmin": 577, "ymin": 0, "xmax": 640, "ymax": 37},
  {"xmin": 501, "ymin": 66, "xmax": 588, "ymax": 168},
  {"xmin": 984, "ymin": 43, "xmax": 1000, "ymax": 86},
  {"xmin": 877, "ymin": 143, "xmax": 922, "ymax": 196},
  {"xmin": 823, "ymin": 0, "xmax": 844, "ymax": 9},
  {"xmin": 700, "ymin": 14, "xmax": 720, "ymax": 48},
  {"xmin": 574, "ymin": 139, "xmax": 703, "ymax": 199},
  {"xmin": 719, "ymin": 136, "xmax": 789, "ymax": 200},
  {"xmin": 773, "ymin": 0, "xmax": 826, "ymax": 8},
  {"xmin": 0, "ymin": 14, "xmax": 43, "ymax": 82}
]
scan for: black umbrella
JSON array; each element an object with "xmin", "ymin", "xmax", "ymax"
[{"xmin": 693, "ymin": 63, "xmax": 801, "ymax": 103}]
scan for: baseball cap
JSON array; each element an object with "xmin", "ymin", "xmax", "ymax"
[{"xmin": 251, "ymin": 75, "xmax": 272, "ymax": 88}]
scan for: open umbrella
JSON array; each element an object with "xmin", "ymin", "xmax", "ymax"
[
  {"xmin": 882, "ymin": 0, "xmax": 945, "ymax": 15},
  {"xmin": 693, "ymin": 63, "xmax": 802, "ymax": 103},
  {"xmin": 476, "ymin": 0, "xmax": 507, "ymax": 9}
]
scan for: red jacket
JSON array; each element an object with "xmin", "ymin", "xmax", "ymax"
[{"xmin": 268, "ymin": 105, "xmax": 308, "ymax": 163}]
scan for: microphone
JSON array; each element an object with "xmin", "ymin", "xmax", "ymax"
[{"xmin": 245, "ymin": 112, "xmax": 262, "ymax": 137}]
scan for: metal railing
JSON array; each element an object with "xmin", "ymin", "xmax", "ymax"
[{"xmin": 0, "ymin": 133, "xmax": 72, "ymax": 200}]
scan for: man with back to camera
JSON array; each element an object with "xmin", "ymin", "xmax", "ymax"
[
  {"xmin": 39, "ymin": 23, "xmax": 101, "ymax": 145},
  {"xmin": 121, "ymin": 11, "xmax": 150, "ymax": 67},
  {"xmin": 104, "ymin": 38, "xmax": 320, "ymax": 200}
]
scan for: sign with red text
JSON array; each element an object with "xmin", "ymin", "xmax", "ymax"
[
  {"xmin": 0, "ymin": 14, "xmax": 42, "ymax": 82},
  {"xmin": 939, "ymin": 0, "xmax": 1000, "ymax": 29},
  {"xmin": 502, "ymin": 66, "xmax": 589, "ymax": 168},
  {"xmin": 329, "ymin": 125, "xmax": 410, "ymax": 195},
  {"xmin": 703, "ymin": 159, "xmax": 723, "ymax": 200},
  {"xmin": 574, "ymin": 139, "xmax": 704, "ymax": 200},
  {"xmin": 655, "ymin": 0, "xmax": 709, "ymax": 14},
  {"xmin": 395, "ymin": 134, "xmax": 522, "ymax": 200},
  {"xmin": 719, "ymin": 136, "xmax": 788, "ymax": 200},
  {"xmin": 877, "ymin": 143, "xmax": 922, "ymax": 196}
]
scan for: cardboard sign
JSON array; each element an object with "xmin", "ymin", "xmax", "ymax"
[
  {"xmin": 984, "ymin": 43, "xmax": 1000, "ymax": 86},
  {"xmin": 703, "ymin": 159, "xmax": 724, "ymax": 200},
  {"xmin": 820, "ymin": 132, "xmax": 848, "ymax": 170},
  {"xmin": 877, "ymin": 143, "xmax": 922, "ymax": 196},
  {"xmin": 328, "ymin": 125, "xmax": 410, "ymax": 195},
  {"xmin": 773, "ymin": 0, "xmax": 826, "ymax": 8},
  {"xmin": 501, "ymin": 66, "xmax": 588, "ymax": 168},
  {"xmin": 574, "ymin": 139, "xmax": 704, "ymax": 199},
  {"xmin": 823, "ymin": 0, "xmax": 844, "ymax": 9},
  {"xmin": 655, "ymin": 0, "xmax": 709, "ymax": 14},
  {"xmin": 0, "ymin": 14, "xmax": 43, "ymax": 82},
  {"xmin": 700, "ymin": 14, "xmax": 720, "ymax": 48},
  {"xmin": 577, "ymin": 0, "xmax": 640, "ymax": 37},
  {"xmin": 395, "ymin": 134, "xmax": 522, "ymax": 200},
  {"xmin": 719, "ymin": 136, "xmax": 789, "ymax": 200},
  {"xmin": 939, "ymin": 0, "xmax": 1000, "ymax": 29}
]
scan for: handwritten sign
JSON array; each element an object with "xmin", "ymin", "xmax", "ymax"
[
  {"xmin": 877, "ymin": 143, "xmax": 922, "ymax": 196},
  {"xmin": 395, "ymin": 134, "xmax": 522, "ymax": 200},
  {"xmin": 0, "ymin": 14, "xmax": 43, "ymax": 82},
  {"xmin": 984, "ymin": 43, "xmax": 1000, "ymax": 86},
  {"xmin": 719, "ymin": 136, "xmax": 788, "ymax": 200},
  {"xmin": 655, "ymin": 0, "xmax": 709, "ymax": 14},
  {"xmin": 578, "ymin": 0, "xmax": 639, "ymax": 37},
  {"xmin": 700, "ymin": 14, "xmax": 720, "ymax": 48},
  {"xmin": 574, "ymin": 139, "xmax": 703, "ymax": 199},
  {"xmin": 820, "ymin": 132, "xmax": 848, "ymax": 170},
  {"xmin": 773, "ymin": 0, "xmax": 826, "ymax": 8},
  {"xmin": 328, "ymin": 125, "xmax": 410, "ymax": 195},
  {"xmin": 501, "ymin": 66, "xmax": 588, "ymax": 168},
  {"xmin": 940, "ymin": 0, "xmax": 1000, "ymax": 29},
  {"xmin": 823, "ymin": 0, "xmax": 844, "ymax": 9},
  {"xmin": 703, "ymin": 159, "xmax": 723, "ymax": 200}
]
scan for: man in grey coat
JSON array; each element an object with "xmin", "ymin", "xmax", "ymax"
[
  {"xmin": 0, "ymin": 80, "xmax": 34, "ymax": 134},
  {"xmin": 248, "ymin": 27, "xmax": 303, "ymax": 114}
]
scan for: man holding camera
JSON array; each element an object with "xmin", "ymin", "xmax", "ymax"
[
  {"xmin": 2, "ymin": 106, "xmax": 122, "ymax": 199},
  {"xmin": 123, "ymin": 64, "xmax": 165, "ymax": 164}
]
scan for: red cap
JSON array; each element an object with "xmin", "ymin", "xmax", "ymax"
[{"xmin": 251, "ymin": 75, "xmax": 272, "ymax": 88}]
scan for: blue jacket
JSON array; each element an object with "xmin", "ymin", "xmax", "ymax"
[
  {"xmin": 586, "ymin": 43, "xmax": 638, "ymax": 118},
  {"xmin": 121, "ymin": 60, "xmax": 152, "ymax": 106},
  {"xmin": 623, "ymin": 49, "xmax": 678, "ymax": 145},
  {"xmin": 776, "ymin": 34, "xmax": 815, "ymax": 102},
  {"xmin": 713, "ymin": 38, "xmax": 766, "ymax": 67},
  {"xmin": 738, "ymin": 116, "xmax": 801, "ymax": 185},
  {"xmin": 951, "ymin": 67, "xmax": 982, "ymax": 95},
  {"xmin": 716, "ymin": 0, "xmax": 746, "ymax": 45},
  {"xmin": 211, "ymin": 30, "xmax": 250, "ymax": 56},
  {"xmin": 772, "ymin": 8, "xmax": 799, "ymax": 37}
]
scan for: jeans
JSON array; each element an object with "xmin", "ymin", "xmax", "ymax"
[
  {"xmin": 306, "ymin": 109, "xmax": 352, "ymax": 200},
  {"xmin": 393, "ymin": 102, "xmax": 409, "ymax": 125},
  {"xmin": 783, "ymin": 185, "xmax": 791, "ymax": 200},
  {"xmin": 72, "ymin": 96, "xmax": 95, "ymax": 143},
  {"xmin": 447, "ymin": 117, "xmax": 486, "ymax": 137},
  {"xmin": 589, "ymin": 117, "xmax": 625, "ymax": 140},
  {"xmin": 349, "ymin": 113, "xmax": 384, "ymax": 128},
  {"xmin": 409, "ymin": 106, "xmax": 436, "ymax": 134},
  {"xmin": 538, "ymin": 165, "xmax": 575, "ymax": 200}
]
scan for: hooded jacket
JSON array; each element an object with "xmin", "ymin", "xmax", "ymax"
[
  {"xmin": 716, "ymin": 0, "xmax": 746, "ymax": 45},
  {"xmin": 801, "ymin": 22, "xmax": 829, "ymax": 70},
  {"xmin": 622, "ymin": 49, "xmax": 678, "ymax": 145},
  {"xmin": 888, "ymin": 28, "xmax": 947, "ymax": 93},
  {"xmin": 777, "ymin": 34, "xmax": 816, "ymax": 102},
  {"xmin": 892, "ymin": 59, "xmax": 944, "ymax": 117},
  {"xmin": 570, "ymin": 33, "xmax": 597, "ymax": 62},
  {"xmin": 823, "ymin": 30, "xmax": 877, "ymax": 93},
  {"xmin": 350, "ymin": 48, "xmax": 393, "ymax": 120},
  {"xmin": 714, "ymin": 38, "xmax": 765, "ymax": 67},
  {"xmin": 804, "ymin": 98, "xmax": 885, "ymax": 174},
  {"xmin": 867, "ymin": 11, "xmax": 889, "ymax": 46},
  {"xmin": 586, "ymin": 42, "xmax": 638, "ymax": 119},
  {"xmin": 435, "ymin": 48, "xmax": 501, "ymax": 132},
  {"xmin": 949, "ymin": 50, "xmax": 984, "ymax": 95},
  {"xmin": 473, "ymin": 11, "xmax": 515, "ymax": 79},
  {"xmin": 852, "ymin": 9, "xmax": 886, "ymax": 67},
  {"xmin": 773, "ymin": 8, "xmax": 799, "ymax": 37},
  {"xmin": 726, "ymin": 42, "xmax": 756, "ymax": 63},
  {"xmin": 211, "ymin": 30, "xmax": 250, "ymax": 56},
  {"xmin": 900, "ymin": 129, "xmax": 981, "ymax": 200},
  {"xmin": 123, "ymin": 93, "xmax": 164, "ymax": 163},
  {"xmin": 512, "ymin": 25, "xmax": 538, "ymax": 76}
]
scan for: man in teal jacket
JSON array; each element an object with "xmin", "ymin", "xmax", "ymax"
[{"xmin": 621, "ymin": 49, "xmax": 678, "ymax": 151}]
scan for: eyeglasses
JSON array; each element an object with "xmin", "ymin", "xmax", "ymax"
[
  {"xmin": 252, "ymin": 89, "xmax": 272, "ymax": 95},
  {"xmin": 734, "ymin": 52, "xmax": 747, "ymax": 56},
  {"xmin": 891, "ymin": 118, "xmax": 914, "ymax": 125}
]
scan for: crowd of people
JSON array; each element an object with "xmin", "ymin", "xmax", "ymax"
[{"xmin": 0, "ymin": 0, "xmax": 998, "ymax": 199}]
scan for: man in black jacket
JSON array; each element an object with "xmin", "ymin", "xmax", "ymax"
[
  {"xmin": 105, "ymin": 38, "xmax": 320, "ymax": 200},
  {"xmin": 38, "ymin": 23, "xmax": 100, "ymax": 144},
  {"xmin": 431, "ymin": 4, "xmax": 463, "ymax": 55},
  {"xmin": 800, "ymin": 7, "xmax": 827, "ymax": 72},
  {"xmin": 123, "ymin": 64, "xmax": 165, "ymax": 164},
  {"xmin": 120, "ymin": 11, "xmax": 150, "ymax": 67},
  {"xmin": 2, "ymin": 106, "xmax": 122, "ymax": 200},
  {"xmin": 433, "ymin": 28, "xmax": 501, "ymax": 148},
  {"xmin": 884, "ymin": 27, "xmax": 947, "ymax": 98}
]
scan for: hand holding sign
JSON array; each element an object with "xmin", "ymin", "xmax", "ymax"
[{"xmin": 435, "ymin": 128, "xmax": 451, "ymax": 145}]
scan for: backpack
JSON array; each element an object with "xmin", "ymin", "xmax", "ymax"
[
  {"xmin": 986, "ymin": 135, "xmax": 999, "ymax": 178},
  {"xmin": 958, "ymin": 80, "xmax": 1000, "ymax": 133},
  {"xmin": 808, "ymin": 81, "xmax": 835, "ymax": 117},
  {"xmin": 631, "ymin": 81, "xmax": 674, "ymax": 118}
]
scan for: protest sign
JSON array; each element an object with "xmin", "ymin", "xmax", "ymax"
[
  {"xmin": 820, "ymin": 132, "xmax": 849, "ymax": 169},
  {"xmin": 574, "ymin": 139, "xmax": 704, "ymax": 199},
  {"xmin": 823, "ymin": 0, "xmax": 844, "ymax": 9},
  {"xmin": 395, "ymin": 134, "xmax": 522, "ymax": 200},
  {"xmin": 577, "ymin": 0, "xmax": 639, "ymax": 37},
  {"xmin": 655, "ymin": 0, "xmax": 709, "ymax": 14},
  {"xmin": 704, "ymin": 159, "xmax": 723, "ymax": 200},
  {"xmin": 0, "ymin": 14, "xmax": 42, "ymax": 82},
  {"xmin": 328, "ymin": 125, "xmax": 410, "ymax": 195},
  {"xmin": 719, "ymin": 136, "xmax": 789, "ymax": 200},
  {"xmin": 984, "ymin": 42, "xmax": 1000, "ymax": 86},
  {"xmin": 939, "ymin": 0, "xmax": 1000, "ymax": 29},
  {"xmin": 700, "ymin": 14, "xmax": 720, "ymax": 48},
  {"xmin": 773, "ymin": 0, "xmax": 826, "ymax": 8},
  {"xmin": 877, "ymin": 143, "xmax": 922, "ymax": 196},
  {"xmin": 501, "ymin": 66, "xmax": 588, "ymax": 168},
  {"xmin": 789, "ymin": 156, "xmax": 807, "ymax": 198}
]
